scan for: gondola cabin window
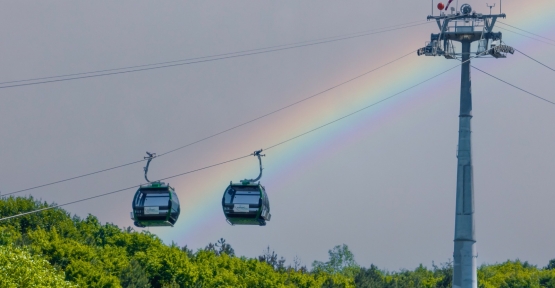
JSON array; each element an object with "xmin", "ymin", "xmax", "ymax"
[{"xmin": 141, "ymin": 193, "xmax": 170, "ymax": 207}]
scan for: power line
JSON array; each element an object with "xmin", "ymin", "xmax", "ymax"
[
  {"xmin": 0, "ymin": 20, "xmax": 427, "ymax": 86},
  {"xmin": 497, "ymin": 21, "xmax": 555, "ymax": 43},
  {"xmin": 471, "ymin": 65, "xmax": 555, "ymax": 106},
  {"xmin": 0, "ymin": 22, "xmax": 432, "ymax": 90},
  {"xmin": 514, "ymin": 48, "xmax": 555, "ymax": 72},
  {"xmin": 3, "ymin": 49, "xmax": 418, "ymax": 197},
  {"xmin": 0, "ymin": 50, "xmax": 485, "ymax": 221}
]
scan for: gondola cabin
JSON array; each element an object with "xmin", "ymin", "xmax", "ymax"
[
  {"xmin": 131, "ymin": 182, "xmax": 180, "ymax": 228},
  {"xmin": 222, "ymin": 181, "xmax": 271, "ymax": 226}
]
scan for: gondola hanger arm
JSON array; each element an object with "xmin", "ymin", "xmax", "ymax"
[
  {"xmin": 242, "ymin": 149, "xmax": 265, "ymax": 184},
  {"xmin": 143, "ymin": 152, "xmax": 157, "ymax": 183}
]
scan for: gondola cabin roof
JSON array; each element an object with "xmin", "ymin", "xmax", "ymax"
[{"xmin": 139, "ymin": 181, "xmax": 173, "ymax": 190}]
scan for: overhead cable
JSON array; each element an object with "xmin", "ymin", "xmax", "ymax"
[
  {"xmin": 1, "ymin": 159, "xmax": 146, "ymax": 197},
  {"xmin": 0, "ymin": 154, "xmax": 252, "ymax": 222},
  {"xmin": 497, "ymin": 21, "xmax": 555, "ymax": 43},
  {"xmin": 514, "ymin": 48, "xmax": 555, "ymax": 72},
  {"xmin": 0, "ymin": 49, "xmax": 491, "ymax": 221},
  {"xmin": 497, "ymin": 26, "xmax": 555, "ymax": 47},
  {"xmin": 3, "ymin": 49, "xmax": 418, "ymax": 196},
  {"xmin": 0, "ymin": 22, "xmax": 432, "ymax": 90},
  {"xmin": 471, "ymin": 66, "xmax": 555, "ymax": 106},
  {"xmin": 156, "ymin": 49, "xmax": 418, "ymax": 157},
  {"xmin": 0, "ymin": 20, "xmax": 427, "ymax": 86}
]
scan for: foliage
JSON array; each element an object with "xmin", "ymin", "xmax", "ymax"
[
  {"xmin": 0, "ymin": 244, "xmax": 76, "ymax": 287},
  {"xmin": 259, "ymin": 246, "xmax": 287, "ymax": 271},
  {"xmin": 119, "ymin": 259, "xmax": 151, "ymax": 288},
  {"xmin": 354, "ymin": 260, "xmax": 555, "ymax": 288},
  {"xmin": 204, "ymin": 238, "xmax": 235, "ymax": 257},
  {"xmin": 2, "ymin": 196, "xmax": 555, "ymax": 288},
  {"xmin": 312, "ymin": 244, "xmax": 360, "ymax": 278},
  {"xmin": 0, "ymin": 196, "xmax": 353, "ymax": 287},
  {"xmin": 547, "ymin": 259, "xmax": 555, "ymax": 270},
  {"xmin": 478, "ymin": 260, "xmax": 555, "ymax": 288}
]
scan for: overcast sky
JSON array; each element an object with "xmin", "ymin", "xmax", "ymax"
[{"xmin": 1, "ymin": 0, "xmax": 554, "ymax": 271}]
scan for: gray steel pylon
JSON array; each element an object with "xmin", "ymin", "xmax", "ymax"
[
  {"xmin": 419, "ymin": 5, "xmax": 513, "ymax": 287},
  {"xmin": 453, "ymin": 40, "xmax": 477, "ymax": 288}
]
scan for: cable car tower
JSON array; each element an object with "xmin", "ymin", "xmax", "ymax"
[{"xmin": 419, "ymin": 3, "xmax": 513, "ymax": 288}]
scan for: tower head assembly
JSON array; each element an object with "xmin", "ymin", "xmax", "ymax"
[{"xmin": 418, "ymin": 3, "xmax": 514, "ymax": 59}]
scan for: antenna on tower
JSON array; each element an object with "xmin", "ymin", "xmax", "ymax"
[{"xmin": 487, "ymin": 3, "xmax": 496, "ymax": 15}]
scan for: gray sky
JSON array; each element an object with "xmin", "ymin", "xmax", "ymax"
[{"xmin": 1, "ymin": 0, "xmax": 554, "ymax": 271}]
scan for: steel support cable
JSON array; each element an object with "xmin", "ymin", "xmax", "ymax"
[
  {"xmin": 514, "ymin": 48, "xmax": 555, "ymax": 72},
  {"xmin": 1, "ymin": 159, "xmax": 146, "ymax": 197},
  {"xmin": 0, "ymin": 20, "xmax": 428, "ymax": 86},
  {"xmin": 0, "ymin": 22, "xmax": 433, "ymax": 90},
  {"xmin": 0, "ymin": 154, "xmax": 252, "ymax": 222},
  {"xmin": 0, "ymin": 50, "xmax": 487, "ymax": 221},
  {"xmin": 471, "ymin": 65, "xmax": 555, "ymax": 106},
  {"xmin": 157, "ymin": 49, "xmax": 418, "ymax": 157},
  {"xmin": 497, "ymin": 21, "xmax": 555, "ymax": 43},
  {"xmin": 3, "ymin": 49, "xmax": 418, "ymax": 197},
  {"xmin": 496, "ymin": 27, "xmax": 555, "ymax": 47},
  {"xmin": 265, "ymin": 56, "xmax": 478, "ymax": 151}
]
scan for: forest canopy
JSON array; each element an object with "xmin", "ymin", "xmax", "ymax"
[{"xmin": 1, "ymin": 196, "xmax": 554, "ymax": 287}]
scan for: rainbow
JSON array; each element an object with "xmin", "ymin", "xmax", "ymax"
[{"xmin": 147, "ymin": 1, "xmax": 555, "ymax": 248}]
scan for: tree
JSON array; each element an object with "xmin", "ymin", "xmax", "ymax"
[
  {"xmin": 215, "ymin": 238, "xmax": 235, "ymax": 256},
  {"xmin": 312, "ymin": 244, "xmax": 359, "ymax": 278},
  {"xmin": 354, "ymin": 264, "xmax": 384, "ymax": 287},
  {"xmin": 204, "ymin": 238, "xmax": 235, "ymax": 256},
  {"xmin": 0, "ymin": 245, "xmax": 76, "ymax": 288},
  {"xmin": 432, "ymin": 260, "xmax": 452, "ymax": 288},
  {"xmin": 1, "ymin": 196, "xmax": 359, "ymax": 287},
  {"xmin": 546, "ymin": 259, "xmax": 555, "ymax": 270},
  {"xmin": 258, "ymin": 246, "xmax": 286, "ymax": 271},
  {"xmin": 291, "ymin": 255, "xmax": 309, "ymax": 272},
  {"xmin": 119, "ymin": 259, "xmax": 151, "ymax": 288},
  {"xmin": 180, "ymin": 245, "xmax": 193, "ymax": 258}
]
